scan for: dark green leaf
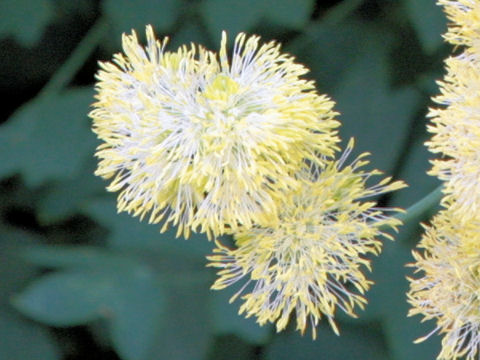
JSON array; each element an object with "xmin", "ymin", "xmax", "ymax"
[
  {"xmin": 103, "ymin": 0, "xmax": 180, "ymax": 36},
  {"xmin": 389, "ymin": 135, "xmax": 441, "ymax": 210},
  {"xmin": 292, "ymin": 21, "xmax": 421, "ymax": 175},
  {"xmin": 289, "ymin": 22, "xmax": 372, "ymax": 93},
  {"xmin": 262, "ymin": 0, "xmax": 314, "ymax": 29},
  {"xmin": 82, "ymin": 197, "xmax": 213, "ymax": 256},
  {"xmin": 0, "ymin": 229, "xmax": 60, "ymax": 359},
  {"xmin": 371, "ymin": 135, "xmax": 442, "ymax": 359},
  {"xmin": 200, "ymin": 0, "xmax": 264, "ymax": 40},
  {"xmin": 170, "ymin": 18, "xmax": 211, "ymax": 50},
  {"xmin": 201, "ymin": 0, "xmax": 314, "ymax": 39},
  {"xmin": 0, "ymin": 227, "xmax": 43, "ymax": 305},
  {"xmin": 17, "ymin": 241, "xmax": 171, "ymax": 360},
  {"xmin": 0, "ymin": 309, "xmax": 60, "ymax": 360},
  {"xmin": 379, "ymin": 233, "xmax": 441, "ymax": 360},
  {"xmin": 384, "ymin": 302, "xmax": 441, "ymax": 360},
  {"xmin": 13, "ymin": 270, "xmax": 117, "ymax": 326},
  {"xmin": 265, "ymin": 321, "xmax": 389, "ymax": 360},
  {"xmin": 0, "ymin": 0, "xmax": 54, "ymax": 46},
  {"xmin": 14, "ymin": 257, "xmax": 168, "ymax": 357},
  {"xmin": 21, "ymin": 245, "xmax": 136, "ymax": 269},
  {"xmin": 331, "ymin": 32, "xmax": 420, "ymax": 174},
  {"xmin": 143, "ymin": 279, "xmax": 213, "ymax": 360},
  {"xmin": 0, "ymin": 88, "xmax": 97, "ymax": 187},
  {"xmin": 359, "ymin": 231, "xmax": 415, "ymax": 321},
  {"xmin": 405, "ymin": 0, "xmax": 446, "ymax": 54},
  {"xmin": 210, "ymin": 287, "xmax": 272, "ymax": 344},
  {"xmin": 36, "ymin": 158, "xmax": 104, "ymax": 224},
  {"xmin": 109, "ymin": 267, "xmax": 166, "ymax": 360},
  {"xmin": 207, "ymin": 335, "xmax": 257, "ymax": 360}
]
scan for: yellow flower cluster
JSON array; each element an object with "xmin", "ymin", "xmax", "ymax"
[
  {"xmin": 409, "ymin": 210, "xmax": 480, "ymax": 360},
  {"xmin": 408, "ymin": 1, "xmax": 480, "ymax": 359},
  {"xmin": 208, "ymin": 141, "xmax": 404, "ymax": 338},
  {"xmin": 91, "ymin": 26, "xmax": 405, "ymax": 337},
  {"xmin": 427, "ymin": 0, "xmax": 480, "ymax": 218},
  {"xmin": 90, "ymin": 26, "xmax": 340, "ymax": 239}
]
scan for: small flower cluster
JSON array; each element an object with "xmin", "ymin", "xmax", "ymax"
[
  {"xmin": 409, "ymin": 210, "xmax": 480, "ymax": 360},
  {"xmin": 91, "ymin": 26, "xmax": 340, "ymax": 239},
  {"xmin": 208, "ymin": 141, "xmax": 404, "ymax": 338},
  {"xmin": 90, "ymin": 26, "xmax": 405, "ymax": 338},
  {"xmin": 408, "ymin": 1, "xmax": 480, "ymax": 359},
  {"xmin": 426, "ymin": 0, "xmax": 480, "ymax": 218}
]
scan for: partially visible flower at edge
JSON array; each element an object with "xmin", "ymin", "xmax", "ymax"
[
  {"xmin": 89, "ymin": 25, "xmax": 340, "ymax": 239},
  {"xmin": 426, "ymin": 0, "xmax": 480, "ymax": 220},
  {"xmin": 208, "ymin": 140, "xmax": 406, "ymax": 339},
  {"xmin": 438, "ymin": 0, "xmax": 480, "ymax": 52},
  {"xmin": 427, "ymin": 54, "xmax": 480, "ymax": 219},
  {"xmin": 407, "ymin": 208, "xmax": 480, "ymax": 360},
  {"xmin": 409, "ymin": 1, "xmax": 480, "ymax": 359}
]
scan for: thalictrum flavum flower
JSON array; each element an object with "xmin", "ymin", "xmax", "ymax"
[
  {"xmin": 408, "ymin": 209, "xmax": 480, "ymax": 360},
  {"xmin": 410, "ymin": 2, "xmax": 480, "ymax": 358},
  {"xmin": 90, "ymin": 26, "xmax": 340, "ymax": 239},
  {"xmin": 208, "ymin": 140, "xmax": 406, "ymax": 338},
  {"xmin": 427, "ymin": 0, "xmax": 480, "ymax": 219}
]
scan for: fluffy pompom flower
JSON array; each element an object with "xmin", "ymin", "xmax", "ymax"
[
  {"xmin": 208, "ymin": 140, "xmax": 406, "ymax": 338},
  {"xmin": 408, "ymin": 209, "xmax": 480, "ymax": 360},
  {"xmin": 427, "ymin": 56, "xmax": 480, "ymax": 217},
  {"xmin": 438, "ymin": 0, "xmax": 480, "ymax": 52},
  {"xmin": 427, "ymin": 1, "xmax": 480, "ymax": 219},
  {"xmin": 90, "ymin": 25, "xmax": 340, "ymax": 239}
]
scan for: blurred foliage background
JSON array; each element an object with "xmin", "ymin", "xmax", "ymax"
[{"xmin": 0, "ymin": 0, "xmax": 449, "ymax": 359}]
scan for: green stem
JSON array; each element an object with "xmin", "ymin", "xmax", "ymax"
[
  {"xmin": 396, "ymin": 185, "xmax": 444, "ymax": 224},
  {"xmin": 322, "ymin": 0, "xmax": 365, "ymax": 25},
  {"xmin": 38, "ymin": 17, "xmax": 109, "ymax": 97}
]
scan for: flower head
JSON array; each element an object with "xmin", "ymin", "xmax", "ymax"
[
  {"xmin": 90, "ymin": 26, "xmax": 340, "ymax": 238},
  {"xmin": 408, "ymin": 209, "xmax": 480, "ymax": 360},
  {"xmin": 427, "ymin": 1, "xmax": 480, "ymax": 219},
  {"xmin": 427, "ymin": 55, "xmax": 480, "ymax": 218},
  {"xmin": 439, "ymin": 0, "xmax": 480, "ymax": 52},
  {"xmin": 409, "ymin": 2, "xmax": 480, "ymax": 358},
  {"xmin": 208, "ymin": 141, "xmax": 405, "ymax": 338}
]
